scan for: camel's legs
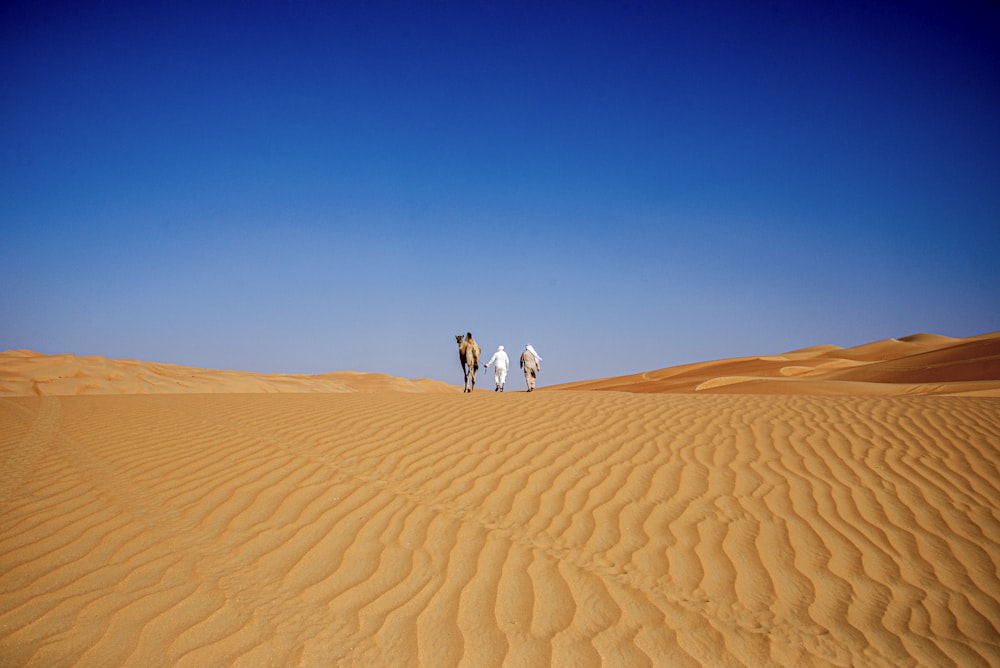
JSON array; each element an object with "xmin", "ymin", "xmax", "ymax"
[{"xmin": 462, "ymin": 360, "xmax": 478, "ymax": 392}]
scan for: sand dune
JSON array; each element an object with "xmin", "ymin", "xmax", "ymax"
[
  {"xmin": 0, "ymin": 350, "xmax": 457, "ymax": 396},
  {"xmin": 552, "ymin": 331, "xmax": 1000, "ymax": 397},
  {"xmin": 1, "ymin": 335, "xmax": 999, "ymax": 666}
]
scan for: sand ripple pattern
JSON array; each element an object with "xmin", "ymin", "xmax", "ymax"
[{"xmin": 1, "ymin": 393, "xmax": 998, "ymax": 666}]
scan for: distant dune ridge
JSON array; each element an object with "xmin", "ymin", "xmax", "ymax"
[
  {"xmin": 3, "ymin": 330, "xmax": 998, "ymax": 397},
  {"xmin": 1, "ymin": 332, "xmax": 998, "ymax": 666},
  {"xmin": 0, "ymin": 350, "xmax": 456, "ymax": 396},
  {"xmin": 551, "ymin": 331, "xmax": 1000, "ymax": 396}
]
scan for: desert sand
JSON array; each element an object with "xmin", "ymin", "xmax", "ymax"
[{"xmin": 1, "ymin": 333, "xmax": 998, "ymax": 666}]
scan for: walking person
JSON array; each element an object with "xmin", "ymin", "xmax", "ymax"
[
  {"xmin": 520, "ymin": 344, "xmax": 541, "ymax": 391},
  {"xmin": 484, "ymin": 345, "xmax": 510, "ymax": 392}
]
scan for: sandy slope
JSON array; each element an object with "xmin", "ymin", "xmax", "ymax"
[
  {"xmin": 551, "ymin": 331, "xmax": 1000, "ymax": 397},
  {"xmin": 1, "ymin": 335, "xmax": 998, "ymax": 666},
  {"xmin": 0, "ymin": 350, "xmax": 456, "ymax": 395}
]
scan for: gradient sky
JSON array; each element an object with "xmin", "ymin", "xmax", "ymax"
[{"xmin": 2, "ymin": 0, "xmax": 999, "ymax": 387}]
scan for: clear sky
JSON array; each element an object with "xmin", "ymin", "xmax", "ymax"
[{"xmin": 2, "ymin": 0, "xmax": 998, "ymax": 387}]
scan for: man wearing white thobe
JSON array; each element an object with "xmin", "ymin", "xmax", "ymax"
[{"xmin": 484, "ymin": 345, "xmax": 510, "ymax": 392}]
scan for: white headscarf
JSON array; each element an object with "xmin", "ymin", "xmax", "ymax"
[{"xmin": 526, "ymin": 345, "xmax": 541, "ymax": 363}]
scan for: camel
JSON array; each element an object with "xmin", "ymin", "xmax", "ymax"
[{"xmin": 455, "ymin": 332, "xmax": 481, "ymax": 393}]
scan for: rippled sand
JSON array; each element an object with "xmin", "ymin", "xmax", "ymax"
[{"xmin": 1, "ymin": 334, "xmax": 998, "ymax": 665}]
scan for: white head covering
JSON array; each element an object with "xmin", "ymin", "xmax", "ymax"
[
  {"xmin": 497, "ymin": 345, "xmax": 504, "ymax": 351},
  {"xmin": 526, "ymin": 345, "xmax": 541, "ymax": 362}
]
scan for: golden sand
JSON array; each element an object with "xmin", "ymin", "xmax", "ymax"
[{"xmin": 1, "ymin": 334, "xmax": 998, "ymax": 666}]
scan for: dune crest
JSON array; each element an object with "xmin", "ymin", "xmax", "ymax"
[
  {"xmin": 0, "ymin": 351, "xmax": 457, "ymax": 395},
  {"xmin": 551, "ymin": 330, "xmax": 1000, "ymax": 396}
]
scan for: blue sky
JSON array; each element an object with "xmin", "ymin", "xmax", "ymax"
[{"xmin": 2, "ymin": 0, "xmax": 998, "ymax": 386}]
